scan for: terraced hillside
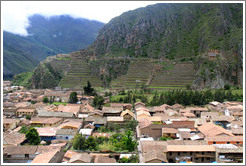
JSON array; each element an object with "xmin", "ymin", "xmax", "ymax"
[
  {"xmin": 111, "ymin": 60, "xmax": 155, "ymax": 89},
  {"xmin": 59, "ymin": 55, "xmax": 102, "ymax": 88},
  {"xmin": 148, "ymin": 62, "xmax": 197, "ymax": 90}
]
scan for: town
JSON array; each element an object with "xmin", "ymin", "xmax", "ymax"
[{"xmin": 2, "ymin": 80, "xmax": 243, "ymax": 163}]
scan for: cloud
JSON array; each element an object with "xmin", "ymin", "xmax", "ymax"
[{"xmin": 1, "ymin": 1, "xmax": 158, "ymax": 36}]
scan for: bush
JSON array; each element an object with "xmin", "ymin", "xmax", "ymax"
[
  {"xmin": 43, "ymin": 97, "xmax": 49, "ymax": 103},
  {"xmin": 224, "ymin": 84, "xmax": 230, "ymax": 90}
]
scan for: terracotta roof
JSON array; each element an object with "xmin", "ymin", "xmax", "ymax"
[
  {"xmin": 136, "ymin": 107, "xmax": 149, "ymax": 112},
  {"xmin": 102, "ymin": 106, "xmax": 122, "ymax": 113},
  {"xmin": 206, "ymin": 136, "xmax": 243, "ymax": 142},
  {"xmin": 110, "ymin": 103, "xmax": 132, "ymax": 107},
  {"xmin": 226, "ymin": 105, "xmax": 243, "ymax": 111},
  {"xmin": 15, "ymin": 102, "xmax": 31, "ymax": 108},
  {"xmin": 68, "ymin": 153, "xmax": 92, "ymax": 163},
  {"xmin": 107, "ymin": 116, "xmax": 124, "ymax": 122},
  {"xmin": 36, "ymin": 145, "xmax": 62, "ymax": 154},
  {"xmin": 38, "ymin": 110, "xmax": 75, "ymax": 118},
  {"xmin": 188, "ymin": 107, "xmax": 209, "ymax": 111},
  {"xmin": 138, "ymin": 119, "xmax": 152, "ymax": 129},
  {"xmin": 144, "ymin": 150, "xmax": 167, "ymax": 163},
  {"xmin": 3, "ymin": 118, "xmax": 20, "ymax": 124},
  {"xmin": 179, "ymin": 131, "xmax": 192, "ymax": 139},
  {"xmin": 136, "ymin": 110, "xmax": 151, "ymax": 116},
  {"xmin": 145, "ymin": 116, "xmax": 162, "ymax": 122},
  {"xmin": 17, "ymin": 108, "xmax": 35, "ymax": 112},
  {"xmin": 63, "ymin": 150, "xmax": 78, "ymax": 161},
  {"xmin": 135, "ymin": 101, "xmax": 146, "ymax": 106},
  {"xmin": 85, "ymin": 116, "xmax": 107, "ymax": 125},
  {"xmin": 142, "ymin": 141, "xmax": 167, "ymax": 153},
  {"xmin": 201, "ymin": 112, "xmax": 220, "ymax": 118},
  {"xmin": 88, "ymin": 110, "xmax": 104, "ymax": 117},
  {"xmin": 120, "ymin": 109, "xmax": 134, "ymax": 117},
  {"xmin": 171, "ymin": 104, "xmax": 184, "ymax": 110},
  {"xmin": 30, "ymin": 117, "xmax": 63, "ymax": 125},
  {"xmin": 3, "ymin": 132, "xmax": 26, "ymax": 146},
  {"xmin": 58, "ymin": 120, "xmax": 82, "ymax": 129},
  {"xmin": 167, "ymin": 145, "xmax": 215, "ymax": 152},
  {"xmin": 4, "ymin": 146, "xmax": 38, "ymax": 155},
  {"xmin": 198, "ymin": 123, "xmax": 234, "ymax": 137},
  {"xmin": 211, "ymin": 115, "xmax": 234, "ymax": 122},
  {"xmin": 162, "ymin": 127, "xmax": 178, "ymax": 134},
  {"xmin": 230, "ymin": 120, "xmax": 243, "ymax": 128},
  {"xmin": 166, "ymin": 140, "xmax": 207, "ymax": 145},
  {"xmin": 37, "ymin": 127, "xmax": 58, "ymax": 137},
  {"xmin": 182, "ymin": 112, "xmax": 196, "ymax": 118},
  {"xmin": 81, "ymin": 104, "xmax": 94, "ymax": 112},
  {"xmin": 94, "ymin": 156, "xmax": 116, "ymax": 163},
  {"xmin": 56, "ymin": 129, "xmax": 77, "ymax": 135},
  {"xmin": 57, "ymin": 105, "xmax": 80, "ymax": 114},
  {"xmin": 231, "ymin": 128, "xmax": 243, "ymax": 135},
  {"xmin": 31, "ymin": 150, "xmax": 59, "ymax": 163}
]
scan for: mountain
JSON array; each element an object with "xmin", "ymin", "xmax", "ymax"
[
  {"xmin": 13, "ymin": 3, "xmax": 243, "ymax": 89},
  {"xmin": 3, "ymin": 31, "xmax": 58, "ymax": 79},
  {"xmin": 3, "ymin": 15, "xmax": 105, "ymax": 79},
  {"xmin": 92, "ymin": 3, "xmax": 242, "ymax": 59},
  {"xmin": 26, "ymin": 14, "xmax": 105, "ymax": 53}
]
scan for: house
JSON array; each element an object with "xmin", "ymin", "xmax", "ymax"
[
  {"xmin": 3, "ymin": 118, "xmax": 20, "ymax": 131},
  {"xmin": 189, "ymin": 118, "xmax": 207, "ymax": 128},
  {"xmin": 110, "ymin": 103, "xmax": 132, "ymax": 110},
  {"xmin": 56, "ymin": 129, "xmax": 77, "ymax": 140},
  {"xmin": 58, "ymin": 119, "xmax": 83, "ymax": 130},
  {"xmin": 211, "ymin": 115, "xmax": 234, "ymax": 129},
  {"xmin": 44, "ymin": 92, "xmax": 69, "ymax": 102},
  {"xmin": 16, "ymin": 108, "xmax": 36, "ymax": 117},
  {"xmin": 85, "ymin": 116, "xmax": 107, "ymax": 128},
  {"xmin": 231, "ymin": 128, "xmax": 243, "ymax": 136},
  {"xmin": 3, "ymin": 132, "xmax": 26, "ymax": 146},
  {"xmin": 120, "ymin": 109, "xmax": 134, "ymax": 121},
  {"xmin": 198, "ymin": 123, "xmax": 234, "ymax": 137},
  {"xmin": 143, "ymin": 150, "xmax": 167, "ymax": 163},
  {"xmin": 201, "ymin": 112, "xmax": 220, "ymax": 122},
  {"xmin": 31, "ymin": 150, "xmax": 63, "ymax": 163},
  {"xmin": 187, "ymin": 107, "xmax": 209, "ymax": 118},
  {"xmin": 68, "ymin": 154, "xmax": 92, "ymax": 163},
  {"xmin": 30, "ymin": 117, "xmax": 63, "ymax": 127},
  {"xmin": 182, "ymin": 112, "xmax": 196, "ymax": 118},
  {"xmin": 207, "ymin": 49, "xmax": 219, "ymax": 60},
  {"xmin": 231, "ymin": 111, "xmax": 243, "ymax": 120},
  {"xmin": 94, "ymin": 156, "xmax": 117, "ymax": 163},
  {"xmin": 134, "ymin": 101, "xmax": 146, "ymax": 109},
  {"xmin": 102, "ymin": 107, "xmax": 122, "ymax": 116},
  {"xmin": 107, "ymin": 116, "xmax": 124, "ymax": 125},
  {"xmin": 92, "ymin": 133, "xmax": 110, "ymax": 138},
  {"xmin": 141, "ymin": 141, "xmax": 167, "ymax": 155},
  {"xmin": 140, "ymin": 124, "xmax": 166, "ymax": 138},
  {"xmin": 145, "ymin": 116, "xmax": 162, "ymax": 123},
  {"xmin": 171, "ymin": 104, "xmax": 184, "ymax": 111},
  {"xmin": 166, "ymin": 140, "xmax": 207, "ymax": 145},
  {"xmin": 62, "ymin": 150, "xmax": 78, "ymax": 162},
  {"xmin": 80, "ymin": 104, "xmax": 94, "ymax": 113},
  {"xmin": 166, "ymin": 145, "xmax": 216, "ymax": 163},
  {"xmin": 88, "ymin": 110, "xmax": 104, "ymax": 117},
  {"xmin": 205, "ymin": 136, "xmax": 243, "ymax": 146},
  {"xmin": 57, "ymin": 105, "xmax": 80, "ymax": 117},
  {"xmin": 3, "ymin": 146, "xmax": 38, "ymax": 161},
  {"xmin": 36, "ymin": 127, "xmax": 58, "ymax": 141},
  {"xmin": 136, "ymin": 110, "xmax": 151, "ymax": 120},
  {"xmin": 38, "ymin": 111, "xmax": 75, "ymax": 119},
  {"xmin": 214, "ymin": 145, "xmax": 243, "ymax": 163},
  {"xmin": 162, "ymin": 128, "xmax": 178, "ymax": 139}
]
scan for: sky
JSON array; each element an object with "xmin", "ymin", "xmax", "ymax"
[{"xmin": 1, "ymin": 1, "xmax": 159, "ymax": 36}]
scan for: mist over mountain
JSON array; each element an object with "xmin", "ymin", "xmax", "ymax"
[{"xmin": 3, "ymin": 14, "xmax": 104, "ymax": 79}]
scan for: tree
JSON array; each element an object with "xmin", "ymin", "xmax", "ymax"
[
  {"xmin": 83, "ymin": 81, "xmax": 95, "ymax": 95},
  {"xmin": 19, "ymin": 125, "xmax": 30, "ymax": 134},
  {"xmin": 73, "ymin": 133, "xmax": 86, "ymax": 150},
  {"xmin": 69, "ymin": 92, "xmax": 78, "ymax": 103},
  {"xmin": 26, "ymin": 127, "xmax": 41, "ymax": 145},
  {"xmin": 92, "ymin": 95, "xmax": 104, "ymax": 109},
  {"xmin": 25, "ymin": 114, "xmax": 31, "ymax": 120},
  {"xmin": 121, "ymin": 130, "xmax": 137, "ymax": 152},
  {"xmin": 85, "ymin": 136, "xmax": 97, "ymax": 150},
  {"xmin": 224, "ymin": 84, "xmax": 231, "ymax": 90},
  {"xmin": 125, "ymin": 120, "xmax": 138, "ymax": 131},
  {"xmin": 43, "ymin": 97, "xmax": 49, "ymax": 103}
]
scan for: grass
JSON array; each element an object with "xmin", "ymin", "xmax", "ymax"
[
  {"xmin": 51, "ymin": 102, "xmax": 68, "ymax": 106},
  {"xmin": 210, "ymin": 89, "xmax": 243, "ymax": 96}
]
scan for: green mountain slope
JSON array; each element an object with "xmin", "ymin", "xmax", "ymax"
[{"xmin": 3, "ymin": 15, "xmax": 104, "ymax": 79}]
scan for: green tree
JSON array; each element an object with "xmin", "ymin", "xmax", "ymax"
[
  {"xmin": 19, "ymin": 125, "xmax": 30, "ymax": 134},
  {"xmin": 121, "ymin": 130, "xmax": 137, "ymax": 152},
  {"xmin": 125, "ymin": 120, "xmax": 138, "ymax": 131},
  {"xmin": 26, "ymin": 127, "xmax": 41, "ymax": 145},
  {"xmin": 42, "ymin": 97, "xmax": 49, "ymax": 103},
  {"xmin": 92, "ymin": 95, "xmax": 104, "ymax": 109},
  {"xmin": 69, "ymin": 92, "xmax": 78, "ymax": 103},
  {"xmin": 25, "ymin": 114, "xmax": 31, "ymax": 120},
  {"xmin": 83, "ymin": 81, "xmax": 95, "ymax": 95},
  {"xmin": 73, "ymin": 133, "xmax": 86, "ymax": 150},
  {"xmin": 85, "ymin": 136, "xmax": 97, "ymax": 150}
]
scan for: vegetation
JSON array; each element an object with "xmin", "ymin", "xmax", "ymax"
[
  {"xmin": 25, "ymin": 115, "xmax": 31, "ymax": 120},
  {"xmin": 69, "ymin": 92, "xmax": 78, "ymax": 103},
  {"xmin": 92, "ymin": 95, "xmax": 104, "ymax": 109},
  {"xmin": 83, "ymin": 81, "xmax": 96, "ymax": 96},
  {"xmin": 25, "ymin": 127, "xmax": 41, "ymax": 145},
  {"xmin": 19, "ymin": 125, "xmax": 31, "ymax": 134},
  {"xmin": 119, "ymin": 155, "xmax": 139, "ymax": 163},
  {"xmin": 42, "ymin": 97, "xmax": 49, "ymax": 103},
  {"xmin": 160, "ymin": 136, "xmax": 174, "ymax": 141}
]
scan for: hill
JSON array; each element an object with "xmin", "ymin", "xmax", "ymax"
[
  {"xmin": 3, "ymin": 15, "xmax": 104, "ymax": 79},
  {"xmin": 13, "ymin": 3, "xmax": 243, "ymax": 89}
]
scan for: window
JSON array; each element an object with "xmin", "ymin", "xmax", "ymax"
[
  {"xmin": 227, "ymin": 142, "xmax": 230, "ymax": 144},
  {"xmin": 213, "ymin": 142, "xmax": 216, "ymax": 144},
  {"xmin": 169, "ymin": 152, "xmax": 172, "ymax": 156},
  {"xmin": 201, "ymin": 158, "xmax": 204, "ymax": 162},
  {"xmin": 25, "ymin": 154, "xmax": 29, "ymax": 158},
  {"xmin": 178, "ymin": 152, "xmax": 180, "ymax": 155},
  {"xmin": 202, "ymin": 152, "xmax": 204, "ymax": 155},
  {"xmin": 237, "ymin": 142, "xmax": 239, "ymax": 144}
]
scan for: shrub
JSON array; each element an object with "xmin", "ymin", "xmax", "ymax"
[{"xmin": 224, "ymin": 84, "xmax": 230, "ymax": 90}]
